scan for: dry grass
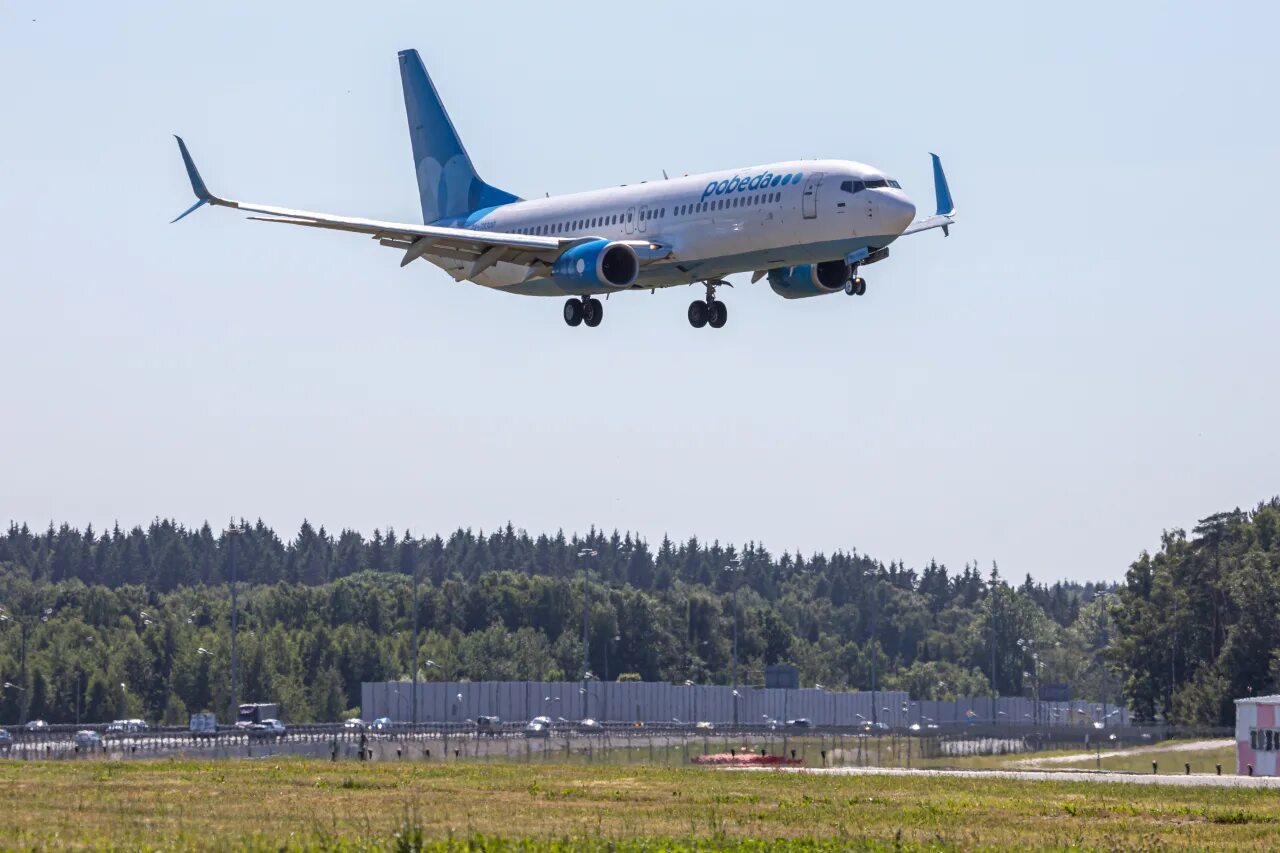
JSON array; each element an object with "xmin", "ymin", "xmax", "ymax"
[{"xmin": 0, "ymin": 756, "xmax": 1276, "ymax": 850}]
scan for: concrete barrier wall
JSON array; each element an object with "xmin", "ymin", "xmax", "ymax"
[{"xmin": 361, "ymin": 681, "xmax": 1130, "ymax": 727}]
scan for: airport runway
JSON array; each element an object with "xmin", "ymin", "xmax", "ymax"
[{"xmin": 790, "ymin": 764, "xmax": 1280, "ymax": 788}]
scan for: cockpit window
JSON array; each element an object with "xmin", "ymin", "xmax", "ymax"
[
  {"xmin": 841, "ymin": 180, "xmax": 865, "ymax": 193},
  {"xmin": 889, "ymin": 180, "xmax": 901, "ymax": 189},
  {"xmin": 864, "ymin": 179, "xmax": 889, "ymax": 189}
]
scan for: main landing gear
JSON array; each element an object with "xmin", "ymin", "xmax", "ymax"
[
  {"xmin": 844, "ymin": 269, "xmax": 867, "ymax": 296},
  {"xmin": 563, "ymin": 297, "xmax": 603, "ymax": 328},
  {"xmin": 688, "ymin": 280, "xmax": 729, "ymax": 329}
]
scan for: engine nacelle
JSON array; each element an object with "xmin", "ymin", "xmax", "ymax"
[
  {"xmin": 551, "ymin": 240, "xmax": 639, "ymax": 293},
  {"xmin": 767, "ymin": 260, "xmax": 849, "ymax": 299}
]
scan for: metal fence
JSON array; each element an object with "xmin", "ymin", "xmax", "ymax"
[
  {"xmin": 362, "ymin": 681, "xmax": 907, "ymax": 726},
  {"xmin": 360, "ymin": 681, "xmax": 1132, "ymax": 728}
]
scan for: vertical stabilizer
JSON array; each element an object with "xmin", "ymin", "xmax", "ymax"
[{"xmin": 398, "ymin": 49, "xmax": 520, "ymax": 223}]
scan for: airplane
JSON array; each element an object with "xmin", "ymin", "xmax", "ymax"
[{"xmin": 172, "ymin": 49, "xmax": 955, "ymax": 329}]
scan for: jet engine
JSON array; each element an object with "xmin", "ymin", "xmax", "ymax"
[
  {"xmin": 767, "ymin": 260, "xmax": 849, "ymax": 299},
  {"xmin": 551, "ymin": 240, "xmax": 639, "ymax": 293}
]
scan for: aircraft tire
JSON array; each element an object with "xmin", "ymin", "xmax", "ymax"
[
  {"xmin": 564, "ymin": 299, "xmax": 584, "ymax": 327},
  {"xmin": 708, "ymin": 301, "xmax": 728, "ymax": 329},
  {"xmin": 688, "ymin": 301, "xmax": 709, "ymax": 328},
  {"xmin": 854, "ymin": 277, "xmax": 866, "ymax": 296},
  {"xmin": 583, "ymin": 298, "xmax": 603, "ymax": 327}
]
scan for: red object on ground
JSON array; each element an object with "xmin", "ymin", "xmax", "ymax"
[{"xmin": 691, "ymin": 753, "xmax": 804, "ymax": 766}]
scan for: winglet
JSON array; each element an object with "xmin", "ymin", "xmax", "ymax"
[
  {"xmin": 171, "ymin": 135, "xmax": 212, "ymax": 222},
  {"xmin": 929, "ymin": 153, "xmax": 954, "ymax": 217}
]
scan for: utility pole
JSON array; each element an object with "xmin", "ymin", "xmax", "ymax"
[{"xmin": 228, "ymin": 525, "xmax": 239, "ymax": 727}]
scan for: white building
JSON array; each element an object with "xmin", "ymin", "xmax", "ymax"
[{"xmin": 1234, "ymin": 695, "xmax": 1280, "ymax": 775}]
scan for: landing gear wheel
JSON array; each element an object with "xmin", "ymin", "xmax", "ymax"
[
  {"xmin": 708, "ymin": 300, "xmax": 728, "ymax": 328},
  {"xmin": 563, "ymin": 299, "xmax": 583, "ymax": 327},
  {"xmin": 688, "ymin": 300, "xmax": 709, "ymax": 328},
  {"xmin": 843, "ymin": 276, "xmax": 867, "ymax": 296},
  {"xmin": 583, "ymin": 297, "xmax": 603, "ymax": 327}
]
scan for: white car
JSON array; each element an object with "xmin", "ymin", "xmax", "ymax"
[
  {"xmin": 524, "ymin": 716, "xmax": 552, "ymax": 738},
  {"xmin": 343, "ymin": 718, "xmax": 366, "ymax": 731}
]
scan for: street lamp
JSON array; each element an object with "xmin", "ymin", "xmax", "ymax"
[
  {"xmin": 224, "ymin": 524, "xmax": 244, "ymax": 727},
  {"xmin": 1092, "ymin": 591, "xmax": 1116, "ymax": 726},
  {"xmin": 723, "ymin": 558, "xmax": 744, "ymax": 724},
  {"xmin": 577, "ymin": 548, "xmax": 597, "ymax": 720}
]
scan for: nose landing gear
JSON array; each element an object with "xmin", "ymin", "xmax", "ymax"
[
  {"xmin": 844, "ymin": 268, "xmax": 867, "ymax": 296},
  {"xmin": 564, "ymin": 297, "xmax": 604, "ymax": 328},
  {"xmin": 689, "ymin": 280, "xmax": 730, "ymax": 329}
]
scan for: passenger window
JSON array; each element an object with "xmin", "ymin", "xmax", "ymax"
[
  {"xmin": 794, "ymin": 173, "xmax": 803, "ymax": 183},
  {"xmin": 780, "ymin": 174, "xmax": 791, "ymax": 186},
  {"xmin": 771, "ymin": 175, "xmax": 781, "ymax": 187}
]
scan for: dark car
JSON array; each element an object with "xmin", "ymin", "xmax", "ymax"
[
  {"xmin": 476, "ymin": 715, "xmax": 502, "ymax": 736},
  {"xmin": 786, "ymin": 718, "xmax": 814, "ymax": 729},
  {"xmin": 0, "ymin": 728, "xmax": 12, "ymax": 750}
]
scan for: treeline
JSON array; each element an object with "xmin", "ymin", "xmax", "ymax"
[
  {"xmin": 0, "ymin": 520, "xmax": 1117, "ymax": 724},
  {"xmin": 1113, "ymin": 499, "xmax": 1280, "ymax": 725}
]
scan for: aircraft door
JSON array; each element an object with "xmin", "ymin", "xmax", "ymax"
[
  {"xmin": 625, "ymin": 206, "xmax": 636, "ymax": 235},
  {"xmin": 637, "ymin": 204, "xmax": 648, "ymax": 234},
  {"xmin": 801, "ymin": 172, "xmax": 824, "ymax": 219}
]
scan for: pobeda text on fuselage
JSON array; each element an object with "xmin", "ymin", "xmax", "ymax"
[{"xmin": 172, "ymin": 50, "xmax": 956, "ymax": 329}]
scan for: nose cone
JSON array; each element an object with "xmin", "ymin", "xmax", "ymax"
[{"xmin": 877, "ymin": 191, "xmax": 916, "ymax": 234}]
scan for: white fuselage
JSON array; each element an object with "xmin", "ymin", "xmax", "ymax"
[{"xmin": 428, "ymin": 159, "xmax": 917, "ymax": 295}]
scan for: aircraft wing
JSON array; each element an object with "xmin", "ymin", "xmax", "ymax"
[
  {"xmin": 171, "ymin": 136, "xmax": 668, "ymax": 277},
  {"xmin": 901, "ymin": 153, "xmax": 956, "ymax": 238},
  {"xmin": 901, "ymin": 213, "xmax": 956, "ymax": 236}
]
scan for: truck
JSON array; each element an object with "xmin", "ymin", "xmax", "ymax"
[
  {"xmin": 237, "ymin": 703, "xmax": 280, "ymax": 727},
  {"xmin": 189, "ymin": 712, "xmax": 218, "ymax": 739}
]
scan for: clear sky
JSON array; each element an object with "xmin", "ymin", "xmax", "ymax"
[{"xmin": 1, "ymin": 1, "xmax": 1276, "ymax": 584}]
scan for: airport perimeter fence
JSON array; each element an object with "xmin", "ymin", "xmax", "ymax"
[
  {"xmin": 361, "ymin": 680, "xmax": 1134, "ymax": 728},
  {"xmin": 0, "ymin": 721, "xmax": 1228, "ymax": 767}
]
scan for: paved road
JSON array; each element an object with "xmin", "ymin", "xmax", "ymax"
[
  {"xmin": 788, "ymin": 764, "xmax": 1280, "ymax": 788},
  {"xmin": 1013, "ymin": 737, "xmax": 1233, "ymax": 768}
]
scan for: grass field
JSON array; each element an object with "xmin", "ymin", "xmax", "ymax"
[{"xmin": 0, "ymin": 757, "xmax": 1277, "ymax": 851}]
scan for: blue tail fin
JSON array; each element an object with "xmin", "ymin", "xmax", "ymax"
[{"xmin": 398, "ymin": 49, "xmax": 520, "ymax": 224}]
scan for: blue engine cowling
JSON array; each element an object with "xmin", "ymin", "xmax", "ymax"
[
  {"xmin": 551, "ymin": 240, "xmax": 639, "ymax": 293},
  {"xmin": 767, "ymin": 261, "xmax": 849, "ymax": 299}
]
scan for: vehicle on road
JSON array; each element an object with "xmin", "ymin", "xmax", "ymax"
[
  {"xmin": 246, "ymin": 719, "xmax": 286, "ymax": 741},
  {"xmin": 343, "ymin": 718, "xmax": 366, "ymax": 731},
  {"xmin": 371, "ymin": 717, "xmax": 394, "ymax": 733},
  {"xmin": 189, "ymin": 713, "xmax": 218, "ymax": 738},
  {"xmin": 107, "ymin": 719, "xmax": 150, "ymax": 735},
  {"xmin": 577, "ymin": 718, "xmax": 602, "ymax": 732},
  {"xmin": 476, "ymin": 715, "xmax": 502, "ymax": 736},
  {"xmin": 787, "ymin": 718, "xmax": 814, "ymax": 729},
  {"xmin": 0, "ymin": 728, "xmax": 12, "ymax": 750},
  {"xmin": 172, "ymin": 51, "xmax": 954, "ymax": 331},
  {"xmin": 695, "ymin": 721, "xmax": 715, "ymax": 732},
  {"xmin": 238, "ymin": 703, "xmax": 280, "ymax": 726},
  {"xmin": 24, "ymin": 719, "xmax": 48, "ymax": 733},
  {"xmin": 524, "ymin": 716, "xmax": 552, "ymax": 738},
  {"xmin": 74, "ymin": 730, "xmax": 103, "ymax": 749}
]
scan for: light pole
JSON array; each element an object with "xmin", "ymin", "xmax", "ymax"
[
  {"xmin": 578, "ymin": 548, "xmax": 597, "ymax": 721},
  {"xmin": 989, "ymin": 573, "xmax": 999, "ymax": 724},
  {"xmin": 723, "ymin": 558, "xmax": 744, "ymax": 724},
  {"xmin": 410, "ymin": 550, "xmax": 420, "ymax": 726},
  {"xmin": 1093, "ymin": 591, "xmax": 1115, "ymax": 726},
  {"xmin": 225, "ymin": 524, "xmax": 242, "ymax": 727}
]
